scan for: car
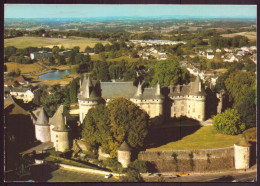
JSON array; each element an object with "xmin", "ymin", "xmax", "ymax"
[
  {"xmin": 177, "ymin": 173, "xmax": 189, "ymax": 177},
  {"xmin": 105, "ymin": 174, "xmax": 113, "ymax": 179}
]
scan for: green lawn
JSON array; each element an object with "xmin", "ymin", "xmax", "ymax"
[
  {"xmin": 147, "ymin": 125, "xmax": 242, "ymax": 151},
  {"xmin": 4, "ymin": 36, "xmax": 110, "ymax": 52}
]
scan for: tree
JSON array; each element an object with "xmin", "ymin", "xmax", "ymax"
[
  {"xmin": 105, "ymin": 44, "xmax": 111, "ymax": 52},
  {"xmin": 75, "ymin": 53, "xmax": 85, "ymax": 64},
  {"xmin": 82, "ymin": 98, "xmax": 150, "ymax": 157},
  {"xmin": 52, "ymin": 46, "xmax": 60, "ymax": 58},
  {"xmin": 58, "ymin": 55, "xmax": 66, "ymax": 65},
  {"xmin": 72, "ymin": 46, "xmax": 80, "ymax": 53},
  {"xmin": 93, "ymin": 61, "xmax": 110, "ymax": 81},
  {"xmin": 128, "ymin": 160, "xmax": 149, "ymax": 173},
  {"xmin": 235, "ymin": 89, "xmax": 256, "ymax": 128},
  {"xmin": 152, "ymin": 58, "xmax": 190, "ymax": 87},
  {"xmin": 213, "ymin": 108, "xmax": 246, "ymax": 135},
  {"xmin": 224, "ymin": 71, "xmax": 255, "ymax": 106},
  {"xmin": 69, "ymin": 79, "xmax": 78, "ymax": 103},
  {"xmin": 68, "ymin": 52, "xmax": 76, "ymax": 65},
  {"xmin": 85, "ymin": 46, "xmax": 93, "ymax": 53},
  {"xmin": 120, "ymin": 168, "xmax": 144, "ymax": 182},
  {"xmin": 94, "ymin": 43, "xmax": 104, "ymax": 54},
  {"xmin": 49, "ymin": 56, "xmax": 55, "ymax": 65}
]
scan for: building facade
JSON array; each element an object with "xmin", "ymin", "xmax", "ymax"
[{"xmin": 78, "ymin": 75, "xmax": 206, "ymax": 124}]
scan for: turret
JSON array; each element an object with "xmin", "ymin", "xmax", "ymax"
[
  {"xmin": 78, "ymin": 75, "xmax": 102, "ymax": 123},
  {"xmin": 117, "ymin": 141, "xmax": 132, "ymax": 168},
  {"xmin": 134, "ymin": 81, "xmax": 143, "ymax": 99},
  {"xmin": 190, "ymin": 75, "xmax": 206, "ymax": 96},
  {"xmin": 52, "ymin": 105, "xmax": 70, "ymax": 152},
  {"xmin": 35, "ymin": 107, "xmax": 51, "ymax": 142}
]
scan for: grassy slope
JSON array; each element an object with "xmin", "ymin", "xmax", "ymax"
[
  {"xmin": 5, "ymin": 62, "xmax": 44, "ymax": 74},
  {"xmin": 147, "ymin": 126, "xmax": 241, "ymax": 151},
  {"xmin": 4, "ymin": 36, "xmax": 110, "ymax": 52},
  {"xmin": 220, "ymin": 31, "xmax": 256, "ymax": 41}
]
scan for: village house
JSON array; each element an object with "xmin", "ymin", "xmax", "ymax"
[{"xmin": 10, "ymin": 87, "xmax": 34, "ymax": 103}]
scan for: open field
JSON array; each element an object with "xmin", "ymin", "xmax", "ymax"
[
  {"xmin": 5, "ymin": 62, "xmax": 44, "ymax": 74},
  {"xmin": 221, "ymin": 31, "xmax": 256, "ymax": 41},
  {"xmin": 91, "ymin": 54, "xmax": 140, "ymax": 63},
  {"xmin": 147, "ymin": 125, "xmax": 242, "ymax": 151},
  {"xmin": 4, "ymin": 36, "xmax": 110, "ymax": 52}
]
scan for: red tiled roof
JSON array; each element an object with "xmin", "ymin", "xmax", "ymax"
[{"xmin": 14, "ymin": 75, "xmax": 25, "ymax": 83}]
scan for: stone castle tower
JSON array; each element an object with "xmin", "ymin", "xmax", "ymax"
[
  {"xmin": 34, "ymin": 107, "xmax": 51, "ymax": 142},
  {"xmin": 234, "ymin": 137, "xmax": 251, "ymax": 169},
  {"xmin": 168, "ymin": 75, "xmax": 206, "ymax": 121},
  {"xmin": 130, "ymin": 81, "xmax": 164, "ymax": 119},
  {"xmin": 78, "ymin": 74, "xmax": 102, "ymax": 123},
  {"xmin": 117, "ymin": 141, "xmax": 132, "ymax": 168},
  {"xmin": 52, "ymin": 105, "xmax": 71, "ymax": 152}
]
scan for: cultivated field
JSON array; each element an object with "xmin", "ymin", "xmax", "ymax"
[
  {"xmin": 221, "ymin": 31, "xmax": 256, "ymax": 41},
  {"xmin": 5, "ymin": 62, "xmax": 44, "ymax": 74},
  {"xmin": 4, "ymin": 36, "xmax": 110, "ymax": 52}
]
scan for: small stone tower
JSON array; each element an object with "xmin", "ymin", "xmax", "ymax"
[
  {"xmin": 155, "ymin": 81, "xmax": 164, "ymax": 117},
  {"xmin": 217, "ymin": 89, "xmax": 225, "ymax": 114},
  {"xmin": 52, "ymin": 105, "xmax": 71, "ymax": 152},
  {"xmin": 234, "ymin": 137, "xmax": 251, "ymax": 169},
  {"xmin": 34, "ymin": 107, "xmax": 51, "ymax": 142},
  {"xmin": 78, "ymin": 74, "xmax": 101, "ymax": 123},
  {"xmin": 188, "ymin": 75, "xmax": 206, "ymax": 121},
  {"xmin": 117, "ymin": 141, "xmax": 132, "ymax": 168}
]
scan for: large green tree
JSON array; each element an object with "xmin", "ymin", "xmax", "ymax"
[
  {"xmin": 82, "ymin": 98, "xmax": 150, "ymax": 157},
  {"xmin": 213, "ymin": 108, "xmax": 246, "ymax": 135},
  {"xmin": 152, "ymin": 58, "xmax": 190, "ymax": 86}
]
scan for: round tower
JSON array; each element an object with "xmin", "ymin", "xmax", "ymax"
[
  {"xmin": 34, "ymin": 107, "xmax": 51, "ymax": 142},
  {"xmin": 52, "ymin": 105, "xmax": 71, "ymax": 152},
  {"xmin": 234, "ymin": 137, "xmax": 251, "ymax": 169},
  {"xmin": 189, "ymin": 75, "xmax": 206, "ymax": 121},
  {"xmin": 117, "ymin": 141, "xmax": 132, "ymax": 168},
  {"xmin": 78, "ymin": 74, "xmax": 102, "ymax": 123}
]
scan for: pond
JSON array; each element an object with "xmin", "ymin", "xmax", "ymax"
[{"xmin": 39, "ymin": 70, "xmax": 70, "ymax": 80}]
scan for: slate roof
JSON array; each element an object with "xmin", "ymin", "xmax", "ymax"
[
  {"xmin": 118, "ymin": 141, "xmax": 132, "ymax": 151},
  {"xmin": 11, "ymin": 87, "xmax": 31, "ymax": 93},
  {"xmin": 189, "ymin": 75, "xmax": 206, "ymax": 96},
  {"xmin": 169, "ymin": 85, "xmax": 191, "ymax": 97},
  {"xmin": 4, "ymin": 95, "xmax": 29, "ymax": 115},
  {"xmin": 35, "ymin": 107, "xmax": 49, "ymax": 126},
  {"xmin": 52, "ymin": 105, "xmax": 70, "ymax": 132},
  {"xmin": 141, "ymin": 88, "xmax": 164, "ymax": 99},
  {"xmin": 78, "ymin": 75, "xmax": 101, "ymax": 101},
  {"xmin": 100, "ymin": 82, "xmax": 137, "ymax": 99}
]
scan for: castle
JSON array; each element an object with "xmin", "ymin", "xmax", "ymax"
[
  {"xmin": 78, "ymin": 74, "xmax": 206, "ymax": 124},
  {"xmin": 33, "ymin": 74, "xmax": 206, "ymax": 152}
]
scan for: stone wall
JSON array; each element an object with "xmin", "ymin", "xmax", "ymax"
[
  {"xmin": 35, "ymin": 125, "xmax": 51, "ymax": 142},
  {"xmin": 138, "ymin": 147, "xmax": 234, "ymax": 172}
]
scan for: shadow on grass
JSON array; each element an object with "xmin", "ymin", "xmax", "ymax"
[
  {"xmin": 143, "ymin": 117, "xmax": 201, "ymax": 149},
  {"xmin": 30, "ymin": 164, "xmax": 59, "ymax": 182},
  {"xmin": 249, "ymin": 141, "xmax": 256, "ymax": 167}
]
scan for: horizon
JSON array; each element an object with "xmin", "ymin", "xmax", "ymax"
[{"xmin": 4, "ymin": 4, "xmax": 257, "ymax": 19}]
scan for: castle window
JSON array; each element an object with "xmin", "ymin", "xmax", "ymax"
[
  {"xmin": 56, "ymin": 135, "xmax": 58, "ymax": 137},
  {"xmin": 56, "ymin": 140, "xmax": 58, "ymax": 142}
]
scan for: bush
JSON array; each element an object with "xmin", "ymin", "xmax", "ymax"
[
  {"xmin": 213, "ymin": 108, "xmax": 246, "ymax": 135},
  {"xmin": 128, "ymin": 160, "xmax": 149, "ymax": 173},
  {"xmin": 103, "ymin": 158, "xmax": 122, "ymax": 173},
  {"xmin": 120, "ymin": 168, "xmax": 144, "ymax": 182}
]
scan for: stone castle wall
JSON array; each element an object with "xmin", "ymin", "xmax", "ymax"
[
  {"xmin": 79, "ymin": 100, "xmax": 99, "ymax": 123},
  {"xmin": 234, "ymin": 144, "xmax": 250, "ymax": 169},
  {"xmin": 138, "ymin": 147, "xmax": 234, "ymax": 172}
]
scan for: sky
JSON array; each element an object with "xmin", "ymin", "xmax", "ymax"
[{"xmin": 4, "ymin": 4, "xmax": 257, "ymax": 19}]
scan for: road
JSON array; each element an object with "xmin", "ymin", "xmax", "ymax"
[
  {"xmin": 143, "ymin": 169, "xmax": 257, "ymax": 182},
  {"xmin": 29, "ymin": 164, "xmax": 256, "ymax": 182}
]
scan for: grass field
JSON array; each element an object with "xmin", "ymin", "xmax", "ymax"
[
  {"xmin": 147, "ymin": 125, "xmax": 242, "ymax": 151},
  {"xmin": 4, "ymin": 36, "xmax": 110, "ymax": 52},
  {"xmin": 5, "ymin": 62, "xmax": 44, "ymax": 74},
  {"xmin": 221, "ymin": 31, "xmax": 256, "ymax": 41}
]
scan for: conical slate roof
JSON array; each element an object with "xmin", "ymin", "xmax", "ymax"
[
  {"xmin": 35, "ymin": 107, "xmax": 49, "ymax": 125},
  {"xmin": 235, "ymin": 137, "xmax": 251, "ymax": 147},
  {"xmin": 189, "ymin": 75, "xmax": 206, "ymax": 96},
  {"xmin": 52, "ymin": 105, "xmax": 70, "ymax": 132},
  {"xmin": 78, "ymin": 75, "xmax": 101, "ymax": 101},
  {"xmin": 118, "ymin": 141, "xmax": 132, "ymax": 151}
]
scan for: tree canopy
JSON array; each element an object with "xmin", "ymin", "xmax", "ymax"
[
  {"xmin": 82, "ymin": 98, "xmax": 150, "ymax": 157},
  {"xmin": 152, "ymin": 58, "xmax": 190, "ymax": 87},
  {"xmin": 213, "ymin": 108, "xmax": 246, "ymax": 135}
]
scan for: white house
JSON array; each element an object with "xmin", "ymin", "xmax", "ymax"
[
  {"xmin": 216, "ymin": 49, "xmax": 221, "ymax": 52},
  {"xmin": 223, "ymin": 55, "xmax": 238, "ymax": 63},
  {"xmin": 10, "ymin": 87, "xmax": 34, "ymax": 103},
  {"xmin": 207, "ymin": 52, "xmax": 214, "ymax": 59}
]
